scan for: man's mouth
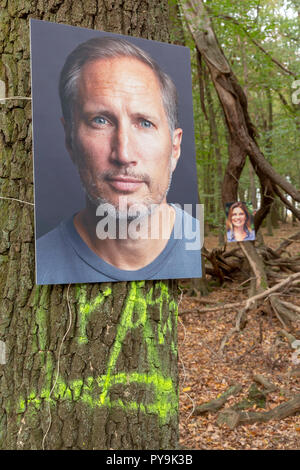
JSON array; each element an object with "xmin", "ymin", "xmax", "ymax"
[{"xmin": 106, "ymin": 175, "xmax": 145, "ymax": 192}]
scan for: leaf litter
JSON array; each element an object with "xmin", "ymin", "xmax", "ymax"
[{"xmin": 178, "ymin": 223, "xmax": 300, "ymax": 450}]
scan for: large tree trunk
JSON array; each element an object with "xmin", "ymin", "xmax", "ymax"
[{"xmin": 0, "ymin": 0, "xmax": 179, "ymax": 450}]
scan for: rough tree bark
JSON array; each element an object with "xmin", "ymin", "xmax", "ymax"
[{"xmin": 0, "ymin": 0, "xmax": 180, "ymax": 450}]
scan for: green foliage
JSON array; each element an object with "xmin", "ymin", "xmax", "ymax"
[{"xmin": 180, "ymin": 0, "xmax": 300, "ymax": 227}]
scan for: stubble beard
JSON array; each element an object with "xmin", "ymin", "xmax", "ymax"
[{"xmin": 79, "ymin": 158, "xmax": 173, "ymax": 223}]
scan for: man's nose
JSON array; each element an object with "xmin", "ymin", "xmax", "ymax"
[{"xmin": 110, "ymin": 123, "xmax": 138, "ymax": 166}]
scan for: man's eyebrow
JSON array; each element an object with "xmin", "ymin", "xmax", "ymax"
[
  {"xmin": 81, "ymin": 108, "xmax": 159, "ymax": 123},
  {"xmin": 81, "ymin": 106, "xmax": 112, "ymax": 115},
  {"xmin": 81, "ymin": 108, "xmax": 116, "ymax": 120},
  {"xmin": 130, "ymin": 112, "xmax": 158, "ymax": 122}
]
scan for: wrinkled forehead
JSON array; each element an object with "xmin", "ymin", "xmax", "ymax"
[{"xmin": 77, "ymin": 56, "xmax": 163, "ymax": 102}]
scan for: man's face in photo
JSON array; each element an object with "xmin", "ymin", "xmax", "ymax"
[{"xmin": 63, "ymin": 56, "xmax": 183, "ymax": 218}]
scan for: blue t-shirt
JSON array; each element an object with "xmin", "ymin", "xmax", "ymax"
[
  {"xmin": 226, "ymin": 228, "xmax": 255, "ymax": 242},
  {"xmin": 36, "ymin": 205, "xmax": 202, "ymax": 285}
]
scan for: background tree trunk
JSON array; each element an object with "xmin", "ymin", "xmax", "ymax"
[
  {"xmin": 180, "ymin": 0, "xmax": 300, "ymax": 299},
  {"xmin": 181, "ymin": 0, "xmax": 300, "ymax": 229},
  {"xmin": 202, "ymin": 58, "xmax": 224, "ymax": 243},
  {"xmin": 0, "ymin": 0, "xmax": 180, "ymax": 450}
]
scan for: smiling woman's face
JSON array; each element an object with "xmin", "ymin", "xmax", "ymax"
[{"xmin": 231, "ymin": 207, "xmax": 246, "ymax": 228}]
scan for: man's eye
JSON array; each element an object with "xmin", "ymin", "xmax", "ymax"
[
  {"xmin": 93, "ymin": 116, "xmax": 108, "ymax": 125},
  {"xmin": 140, "ymin": 119, "xmax": 153, "ymax": 128}
]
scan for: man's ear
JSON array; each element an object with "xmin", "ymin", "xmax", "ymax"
[
  {"xmin": 61, "ymin": 117, "xmax": 76, "ymax": 164},
  {"xmin": 170, "ymin": 127, "xmax": 183, "ymax": 172}
]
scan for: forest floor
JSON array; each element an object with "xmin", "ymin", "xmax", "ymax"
[{"xmin": 178, "ymin": 221, "xmax": 300, "ymax": 450}]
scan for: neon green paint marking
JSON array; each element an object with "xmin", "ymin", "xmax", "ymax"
[
  {"xmin": 17, "ymin": 398, "xmax": 26, "ymax": 414},
  {"xmin": 20, "ymin": 281, "xmax": 178, "ymax": 424},
  {"xmin": 70, "ymin": 379, "xmax": 83, "ymax": 401},
  {"xmin": 77, "ymin": 285, "xmax": 112, "ymax": 344},
  {"xmin": 45, "ymin": 352, "xmax": 53, "ymax": 388},
  {"xmin": 99, "ymin": 282, "xmax": 140, "ymax": 405},
  {"xmin": 36, "ymin": 307, "xmax": 47, "ymax": 350},
  {"xmin": 18, "ymin": 369, "xmax": 177, "ymax": 423},
  {"xmin": 146, "ymin": 281, "xmax": 176, "ymax": 346},
  {"xmin": 32, "ymin": 284, "xmax": 41, "ymax": 306}
]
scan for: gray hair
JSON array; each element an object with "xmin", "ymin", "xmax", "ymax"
[{"xmin": 59, "ymin": 36, "xmax": 179, "ymax": 134}]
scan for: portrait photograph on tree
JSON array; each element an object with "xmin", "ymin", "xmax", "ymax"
[
  {"xmin": 0, "ymin": 0, "xmax": 300, "ymax": 454},
  {"xmin": 225, "ymin": 201, "xmax": 256, "ymax": 242},
  {"xmin": 30, "ymin": 19, "xmax": 202, "ymax": 286}
]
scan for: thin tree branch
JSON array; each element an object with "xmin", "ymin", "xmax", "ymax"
[
  {"xmin": 209, "ymin": 12, "xmax": 298, "ymax": 78},
  {"xmin": 194, "ymin": 272, "xmax": 300, "ymax": 314},
  {"xmin": 272, "ymin": 185, "xmax": 300, "ymax": 220}
]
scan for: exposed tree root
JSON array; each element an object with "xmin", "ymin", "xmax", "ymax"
[
  {"xmin": 194, "ymin": 273, "xmax": 300, "ymax": 314},
  {"xmin": 275, "ymin": 230, "xmax": 300, "ymax": 256},
  {"xmin": 202, "ymin": 230, "xmax": 300, "ymax": 352},
  {"xmin": 193, "ymin": 384, "xmax": 242, "ymax": 415},
  {"xmin": 179, "ymin": 272, "xmax": 300, "ymax": 344},
  {"xmin": 253, "ymin": 374, "xmax": 278, "ymax": 393},
  {"xmin": 269, "ymin": 295, "xmax": 300, "ymax": 329},
  {"xmin": 203, "ymin": 229, "xmax": 300, "ymax": 289},
  {"xmin": 213, "ymin": 273, "xmax": 300, "ymax": 354},
  {"xmin": 192, "ymin": 376, "xmax": 300, "ymax": 429},
  {"xmin": 217, "ymin": 394, "xmax": 300, "ymax": 429}
]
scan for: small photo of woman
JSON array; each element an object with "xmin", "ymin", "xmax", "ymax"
[{"xmin": 225, "ymin": 201, "xmax": 256, "ymax": 242}]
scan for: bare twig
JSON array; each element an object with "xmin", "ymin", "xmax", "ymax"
[
  {"xmin": 245, "ymin": 272, "xmax": 300, "ymax": 309},
  {"xmin": 179, "ymin": 308, "xmax": 200, "ymax": 316},
  {"xmin": 192, "ymin": 273, "xmax": 300, "ymax": 315}
]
